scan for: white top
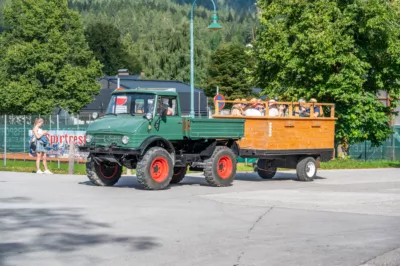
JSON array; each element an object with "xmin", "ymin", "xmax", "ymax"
[
  {"xmin": 245, "ymin": 108, "xmax": 262, "ymax": 116},
  {"xmin": 269, "ymin": 107, "xmax": 279, "ymax": 117}
]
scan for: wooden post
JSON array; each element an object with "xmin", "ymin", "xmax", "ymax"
[
  {"xmin": 330, "ymin": 105, "xmax": 335, "ymax": 118},
  {"xmin": 68, "ymin": 141, "xmax": 75, "ymax": 175},
  {"xmin": 310, "ymin": 103, "xmax": 314, "ymax": 117}
]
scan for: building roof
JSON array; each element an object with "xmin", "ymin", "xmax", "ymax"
[
  {"xmin": 112, "ymin": 89, "xmax": 179, "ymax": 97},
  {"xmin": 102, "ymin": 76, "xmax": 204, "ymax": 93}
]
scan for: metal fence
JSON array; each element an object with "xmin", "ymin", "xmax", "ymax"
[
  {"xmin": 0, "ymin": 113, "xmax": 92, "ymax": 166},
  {"xmin": 348, "ymin": 126, "xmax": 400, "ymax": 161}
]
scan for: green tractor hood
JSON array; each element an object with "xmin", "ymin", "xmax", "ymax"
[{"xmin": 87, "ymin": 115, "xmax": 147, "ymax": 135}]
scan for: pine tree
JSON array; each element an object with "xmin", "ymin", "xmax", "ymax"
[
  {"xmin": 85, "ymin": 22, "xmax": 142, "ymax": 75},
  {"xmin": 204, "ymin": 43, "xmax": 252, "ymax": 99}
]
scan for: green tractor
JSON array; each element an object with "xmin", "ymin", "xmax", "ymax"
[{"xmin": 79, "ymin": 89, "xmax": 244, "ymax": 190}]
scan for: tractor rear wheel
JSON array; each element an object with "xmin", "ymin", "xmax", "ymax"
[
  {"xmin": 204, "ymin": 146, "xmax": 237, "ymax": 187},
  {"xmin": 170, "ymin": 167, "xmax": 187, "ymax": 184}
]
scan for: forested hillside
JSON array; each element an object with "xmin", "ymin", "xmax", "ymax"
[{"xmin": 67, "ymin": 0, "xmax": 257, "ymax": 85}]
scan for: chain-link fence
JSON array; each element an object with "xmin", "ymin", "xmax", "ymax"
[
  {"xmin": 0, "ymin": 113, "xmax": 93, "ymax": 167},
  {"xmin": 348, "ymin": 126, "xmax": 400, "ymax": 161}
]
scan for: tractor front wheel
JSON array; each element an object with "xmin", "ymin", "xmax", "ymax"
[
  {"xmin": 136, "ymin": 147, "xmax": 173, "ymax": 190},
  {"xmin": 86, "ymin": 156, "xmax": 122, "ymax": 186}
]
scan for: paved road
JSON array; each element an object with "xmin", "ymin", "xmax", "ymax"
[{"xmin": 0, "ymin": 169, "xmax": 399, "ymax": 266}]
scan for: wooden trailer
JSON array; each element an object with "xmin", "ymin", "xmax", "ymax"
[{"xmin": 213, "ymin": 100, "xmax": 337, "ymax": 181}]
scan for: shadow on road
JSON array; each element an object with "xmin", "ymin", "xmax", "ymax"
[
  {"xmin": 235, "ymin": 172, "xmax": 326, "ymax": 182},
  {"xmin": 78, "ymin": 172, "xmax": 326, "ymax": 192},
  {"xmin": 0, "ymin": 197, "xmax": 160, "ymax": 266}
]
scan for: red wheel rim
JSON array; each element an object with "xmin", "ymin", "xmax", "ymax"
[
  {"xmin": 151, "ymin": 157, "xmax": 169, "ymax": 183},
  {"xmin": 99, "ymin": 163, "xmax": 118, "ymax": 179},
  {"xmin": 218, "ymin": 156, "xmax": 233, "ymax": 179}
]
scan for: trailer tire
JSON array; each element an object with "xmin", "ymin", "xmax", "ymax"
[
  {"xmin": 136, "ymin": 147, "xmax": 173, "ymax": 190},
  {"xmin": 296, "ymin": 157, "xmax": 317, "ymax": 182},
  {"xmin": 86, "ymin": 156, "xmax": 122, "ymax": 186},
  {"xmin": 256, "ymin": 159, "xmax": 277, "ymax": 179},
  {"xmin": 170, "ymin": 167, "xmax": 187, "ymax": 184},
  {"xmin": 204, "ymin": 146, "xmax": 237, "ymax": 187}
]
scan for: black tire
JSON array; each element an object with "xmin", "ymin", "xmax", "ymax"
[
  {"xmin": 204, "ymin": 146, "xmax": 237, "ymax": 187},
  {"xmin": 256, "ymin": 159, "xmax": 277, "ymax": 179},
  {"xmin": 296, "ymin": 157, "xmax": 317, "ymax": 182},
  {"xmin": 170, "ymin": 167, "xmax": 187, "ymax": 184},
  {"xmin": 136, "ymin": 147, "xmax": 173, "ymax": 190},
  {"xmin": 86, "ymin": 156, "xmax": 122, "ymax": 186}
]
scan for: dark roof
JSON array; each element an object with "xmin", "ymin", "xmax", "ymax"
[
  {"xmin": 113, "ymin": 89, "xmax": 178, "ymax": 97},
  {"xmin": 102, "ymin": 77, "xmax": 204, "ymax": 93},
  {"xmin": 104, "ymin": 75, "xmax": 141, "ymax": 80}
]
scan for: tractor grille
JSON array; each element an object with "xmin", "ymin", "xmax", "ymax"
[{"xmin": 93, "ymin": 134, "xmax": 122, "ymax": 145}]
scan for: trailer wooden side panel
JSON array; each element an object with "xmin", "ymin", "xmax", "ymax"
[{"xmin": 213, "ymin": 116, "xmax": 336, "ymax": 151}]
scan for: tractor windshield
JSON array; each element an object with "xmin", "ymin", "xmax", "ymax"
[{"xmin": 106, "ymin": 93, "xmax": 155, "ymax": 115}]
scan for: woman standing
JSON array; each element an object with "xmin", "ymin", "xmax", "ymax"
[{"xmin": 32, "ymin": 118, "xmax": 53, "ymax": 174}]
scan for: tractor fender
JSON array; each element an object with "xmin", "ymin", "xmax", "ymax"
[{"xmin": 139, "ymin": 136, "xmax": 175, "ymax": 163}]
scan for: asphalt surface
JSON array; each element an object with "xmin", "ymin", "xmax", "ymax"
[{"xmin": 0, "ymin": 168, "xmax": 399, "ymax": 266}]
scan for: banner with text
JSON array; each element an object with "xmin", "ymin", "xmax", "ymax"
[{"xmin": 29, "ymin": 130, "xmax": 88, "ymax": 159}]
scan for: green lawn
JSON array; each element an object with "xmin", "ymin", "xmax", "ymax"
[
  {"xmin": 0, "ymin": 161, "xmax": 87, "ymax": 175},
  {"xmin": 0, "ymin": 159, "xmax": 398, "ymax": 175}
]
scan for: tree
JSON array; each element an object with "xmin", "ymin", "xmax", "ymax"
[
  {"xmin": 204, "ymin": 43, "xmax": 253, "ymax": 99},
  {"xmin": 0, "ymin": 0, "xmax": 102, "ymax": 115},
  {"xmin": 252, "ymin": 0, "xmax": 400, "ymax": 147},
  {"xmin": 68, "ymin": 0, "xmax": 258, "ymax": 86},
  {"xmin": 85, "ymin": 22, "xmax": 142, "ymax": 76}
]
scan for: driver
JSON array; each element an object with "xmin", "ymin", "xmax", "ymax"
[{"xmin": 162, "ymin": 99, "xmax": 174, "ymax": 116}]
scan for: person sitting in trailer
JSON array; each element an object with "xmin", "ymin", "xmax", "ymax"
[
  {"xmin": 231, "ymin": 99, "xmax": 244, "ymax": 116},
  {"xmin": 293, "ymin": 98, "xmax": 307, "ymax": 117},
  {"xmin": 309, "ymin": 98, "xmax": 321, "ymax": 117},
  {"xmin": 294, "ymin": 98, "xmax": 321, "ymax": 117},
  {"xmin": 244, "ymin": 98, "xmax": 262, "ymax": 116},
  {"xmin": 268, "ymin": 99, "xmax": 279, "ymax": 117},
  {"xmin": 256, "ymin": 99, "xmax": 265, "ymax": 114}
]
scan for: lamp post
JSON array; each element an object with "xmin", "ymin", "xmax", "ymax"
[{"xmin": 190, "ymin": 0, "xmax": 223, "ymax": 118}]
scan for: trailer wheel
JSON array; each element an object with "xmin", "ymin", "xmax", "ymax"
[
  {"xmin": 296, "ymin": 157, "xmax": 317, "ymax": 182},
  {"xmin": 256, "ymin": 159, "xmax": 277, "ymax": 179},
  {"xmin": 204, "ymin": 146, "xmax": 237, "ymax": 187},
  {"xmin": 86, "ymin": 156, "xmax": 122, "ymax": 186},
  {"xmin": 170, "ymin": 167, "xmax": 187, "ymax": 184},
  {"xmin": 136, "ymin": 147, "xmax": 173, "ymax": 190}
]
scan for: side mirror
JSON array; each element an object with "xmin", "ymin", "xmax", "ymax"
[{"xmin": 144, "ymin": 112, "xmax": 153, "ymax": 122}]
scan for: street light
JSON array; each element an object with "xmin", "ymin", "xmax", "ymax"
[{"xmin": 190, "ymin": 0, "xmax": 223, "ymax": 118}]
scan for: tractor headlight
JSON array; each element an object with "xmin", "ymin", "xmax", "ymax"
[
  {"xmin": 86, "ymin": 135, "xmax": 93, "ymax": 143},
  {"xmin": 122, "ymin": 136, "xmax": 130, "ymax": 145}
]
